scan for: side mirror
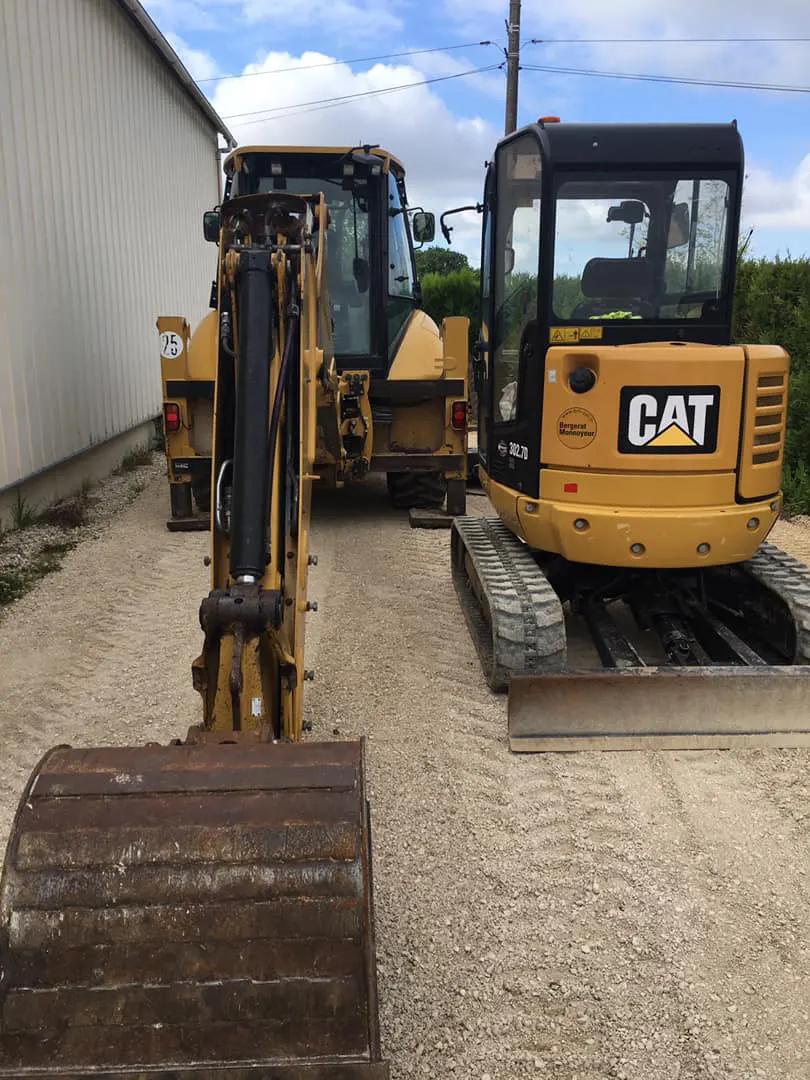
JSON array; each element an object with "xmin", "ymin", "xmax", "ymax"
[
  {"xmin": 203, "ymin": 210, "xmax": 221, "ymax": 244},
  {"xmin": 411, "ymin": 211, "xmax": 435, "ymax": 244},
  {"xmin": 668, "ymin": 202, "xmax": 690, "ymax": 249},
  {"xmin": 607, "ymin": 200, "xmax": 645, "ymax": 226},
  {"xmin": 504, "ymin": 247, "xmax": 515, "ymax": 275}
]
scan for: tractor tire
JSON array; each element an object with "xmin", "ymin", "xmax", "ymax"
[{"xmin": 386, "ymin": 470, "xmax": 446, "ymax": 510}]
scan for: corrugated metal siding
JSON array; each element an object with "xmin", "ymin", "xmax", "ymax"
[{"xmin": 0, "ymin": 0, "xmax": 220, "ymax": 489}]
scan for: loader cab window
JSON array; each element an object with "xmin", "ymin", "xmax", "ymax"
[
  {"xmin": 551, "ymin": 176, "xmax": 733, "ymax": 323},
  {"xmin": 229, "ymin": 155, "xmax": 376, "ymax": 359},
  {"xmin": 323, "ymin": 190, "xmax": 373, "ymax": 356},
  {"xmin": 387, "ymin": 172, "xmax": 417, "ymax": 352},
  {"xmin": 494, "ymin": 135, "xmax": 542, "ymax": 424}
]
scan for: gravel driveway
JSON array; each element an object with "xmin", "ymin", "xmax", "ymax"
[{"xmin": 1, "ymin": 465, "xmax": 809, "ymax": 1079}]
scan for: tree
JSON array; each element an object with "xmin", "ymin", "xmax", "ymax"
[
  {"xmin": 419, "ymin": 268, "xmax": 480, "ymax": 345},
  {"xmin": 415, "ymin": 247, "xmax": 471, "ymax": 278}
]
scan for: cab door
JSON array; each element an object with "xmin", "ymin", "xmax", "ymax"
[
  {"xmin": 483, "ymin": 132, "xmax": 544, "ymax": 498},
  {"xmin": 476, "ymin": 167, "xmax": 494, "ymax": 476}
]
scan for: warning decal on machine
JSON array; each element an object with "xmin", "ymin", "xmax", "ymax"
[{"xmin": 549, "ymin": 326, "xmax": 604, "ymax": 344}]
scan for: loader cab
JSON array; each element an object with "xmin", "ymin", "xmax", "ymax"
[
  {"xmin": 477, "ymin": 120, "xmax": 744, "ymax": 496},
  {"xmin": 225, "ymin": 146, "xmax": 433, "ymax": 374}
]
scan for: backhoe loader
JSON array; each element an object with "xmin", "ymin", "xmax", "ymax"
[
  {"xmin": 161, "ymin": 144, "xmax": 468, "ymax": 530},
  {"xmin": 0, "ymin": 189, "xmax": 393, "ymax": 1075},
  {"xmin": 446, "ymin": 118, "xmax": 810, "ymax": 751}
]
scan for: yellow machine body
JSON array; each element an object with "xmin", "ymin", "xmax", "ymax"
[
  {"xmin": 482, "ymin": 342, "xmax": 786, "ymax": 569},
  {"xmin": 160, "ymin": 144, "xmax": 469, "ymax": 526},
  {"xmin": 159, "ymin": 312, "xmax": 215, "ymax": 530},
  {"xmin": 448, "ymin": 118, "xmax": 810, "ymax": 752}
]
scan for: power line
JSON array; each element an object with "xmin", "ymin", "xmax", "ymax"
[
  {"xmin": 221, "ymin": 64, "xmax": 503, "ymax": 124},
  {"xmin": 529, "ymin": 36, "xmax": 810, "ymax": 45},
  {"xmin": 522, "ymin": 63, "xmax": 810, "ymax": 94},
  {"xmin": 197, "ymin": 41, "xmax": 496, "ymax": 86}
]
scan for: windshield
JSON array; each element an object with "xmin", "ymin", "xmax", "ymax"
[
  {"xmin": 552, "ymin": 176, "xmax": 732, "ymax": 322},
  {"xmin": 231, "ymin": 164, "xmax": 373, "ymax": 356},
  {"xmin": 281, "ymin": 178, "xmax": 372, "ymax": 356}
]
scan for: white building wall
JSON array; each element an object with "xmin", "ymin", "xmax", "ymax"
[{"xmin": 0, "ymin": 0, "xmax": 221, "ymax": 489}]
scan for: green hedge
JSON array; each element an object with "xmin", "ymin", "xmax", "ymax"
[
  {"xmin": 419, "ymin": 268, "xmax": 480, "ymax": 351},
  {"xmin": 733, "ymin": 257, "xmax": 810, "ymax": 514}
]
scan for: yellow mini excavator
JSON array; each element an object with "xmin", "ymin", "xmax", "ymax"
[
  {"xmin": 160, "ymin": 144, "xmax": 469, "ymax": 530},
  {"xmin": 0, "ymin": 190, "xmax": 393, "ymax": 1075},
  {"xmin": 446, "ymin": 119, "xmax": 810, "ymax": 751}
]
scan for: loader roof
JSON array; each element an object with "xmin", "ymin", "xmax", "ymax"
[
  {"xmin": 527, "ymin": 121, "xmax": 744, "ymax": 171},
  {"xmin": 223, "ymin": 145, "xmax": 406, "ymax": 176}
]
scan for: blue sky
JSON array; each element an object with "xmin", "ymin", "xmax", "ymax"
[{"xmin": 142, "ymin": 0, "xmax": 810, "ymax": 263}]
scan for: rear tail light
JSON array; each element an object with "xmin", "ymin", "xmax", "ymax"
[
  {"xmin": 451, "ymin": 401, "xmax": 467, "ymax": 431},
  {"xmin": 164, "ymin": 402, "xmax": 181, "ymax": 433}
]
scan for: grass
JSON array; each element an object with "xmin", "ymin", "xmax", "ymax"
[
  {"xmin": 117, "ymin": 445, "xmax": 153, "ymax": 474},
  {"xmin": 0, "ymin": 451, "xmax": 151, "ymax": 611},
  {"xmin": 0, "ymin": 568, "xmax": 30, "ymax": 605},
  {"xmin": 0, "ymin": 546, "xmax": 70, "ymax": 606},
  {"xmin": 11, "ymin": 492, "xmax": 36, "ymax": 530}
]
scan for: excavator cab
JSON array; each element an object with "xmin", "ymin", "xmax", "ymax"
[
  {"xmin": 450, "ymin": 120, "xmax": 810, "ymax": 751},
  {"xmin": 475, "ymin": 121, "xmax": 745, "ymax": 502}
]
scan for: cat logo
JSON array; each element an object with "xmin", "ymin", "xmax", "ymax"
[{"xmin": 618, "ymin": 386, "xmax": 720, "ymax": 454}]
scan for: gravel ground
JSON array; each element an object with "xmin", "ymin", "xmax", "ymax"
[{"xmin": 0, "ymin": 469, "xmax": 809, "ymax": 1079}]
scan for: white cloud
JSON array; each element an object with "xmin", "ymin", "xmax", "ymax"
[
  {"xmin": 165, "ymin": 31, "xmax": 219, "ymax": 81},
  {"xmin": 212, "ymin": 52, "xmax": 498, "ymax": 261},
  {"xmin": 744, "ymin": 155, "xmax": 810, "ymax": 230}
]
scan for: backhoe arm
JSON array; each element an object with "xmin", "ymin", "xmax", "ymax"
[{"xmin": 0, "ymin": 191, "xmax": 387, "ymax": 1078}]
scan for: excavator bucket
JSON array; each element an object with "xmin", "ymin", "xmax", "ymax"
[
  {"xmin": 0, "ymin": 737, "xmax": 387, "ymax": 1079},
  {"xmin": 508, "ymin": 666, "xmax": 810, "ymax": 752}
]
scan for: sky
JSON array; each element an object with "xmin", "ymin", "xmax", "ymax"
[{"xmin": 142, "ymin": 0, "xmax": 810, "ymax": 265}]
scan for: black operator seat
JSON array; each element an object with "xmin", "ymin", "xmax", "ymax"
[{"xmin": 570, "ymin": 257, "xmax": 656, "ymax": 319}]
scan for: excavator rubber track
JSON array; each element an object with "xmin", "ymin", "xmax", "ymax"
[
  {"xmin": 742, "ymin": 541, "xmax": 810, "ymax": 661},
  {"xmin": 450, "ymin": 515, "xmax": 566, "ymax": 691},
  {"xmin": 0, "ymin": 738, "xmax": 387, "ymax": 1079},
  {"xmin": 452, "ymin": 516, "xmax": 810, "ymax": 751}
]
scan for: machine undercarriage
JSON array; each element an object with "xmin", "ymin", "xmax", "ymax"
[{"xmin": 452, "ymin": 517, "xmax": 810, "ymax": 751}]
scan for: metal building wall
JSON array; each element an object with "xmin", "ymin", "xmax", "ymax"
[{"xmin": 0, "ymin": 0, "xmax": 221, "ymax": 490}]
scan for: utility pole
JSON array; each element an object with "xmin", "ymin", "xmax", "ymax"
[{"xmin": 504, "ymin": 0, "xmax": 521, "ymax": 134}]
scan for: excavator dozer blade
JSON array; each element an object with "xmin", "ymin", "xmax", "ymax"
[
  {"xmin": 508, "ymin": 666, "xmax": 810, "ymax": 752},
  {"xmin": 0, "ymin": 739, "xmax": 387, "ymax": 1079}
]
